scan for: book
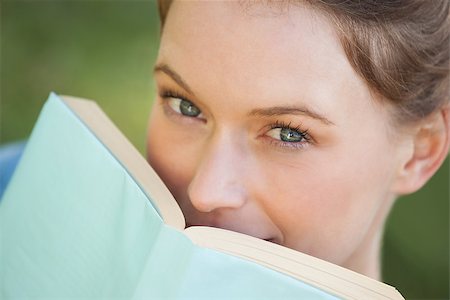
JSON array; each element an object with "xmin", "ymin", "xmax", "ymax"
[{"xmin": 0, "ymin": 93, "xmax": 404, "ymax": 299}]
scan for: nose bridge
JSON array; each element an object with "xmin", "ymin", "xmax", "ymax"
[{"xmin": 188, "ymin": 128, "xmax": 248, "ymax": 213}]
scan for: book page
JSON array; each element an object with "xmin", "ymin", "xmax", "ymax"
[
  {"xmin": 174, "ymin": 245, "xmax": 340, "ymax": 299},
  {"xmin": 185, "ymin": 226, "xmax": 404, "ymax": 300},
  {"xmin": 61, "ymin": 95, "xmax": 185, "ymax": 230},
  {"xmin": 1, "ymin": 94, "xmax": 167, "ymax": 297}
]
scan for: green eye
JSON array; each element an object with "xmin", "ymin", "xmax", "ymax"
[
  {"xmin": 279, "ymin": 128, "xmax": 303, "ymax": 142},
  {"xmin": 179, "ymin": 99, "xmax": 201, "ymax": 117},
  {"xmin": 267, "ymin": 126, "xmax": 308, "ymax": 144},
  {"xmin": 167, "ymin": 98, "xmax": 202, "ymax": 117}
]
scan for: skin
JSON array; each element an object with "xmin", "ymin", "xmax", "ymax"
[{"xmin": 146, "ymin": 1, "xmax": 425, "ymax": 279}]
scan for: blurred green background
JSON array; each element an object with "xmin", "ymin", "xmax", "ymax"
[{"xmin": 1, "ymin": 1, "xmax": 448, "ymax": 299}]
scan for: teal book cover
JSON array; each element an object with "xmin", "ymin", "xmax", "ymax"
[{"xmin": 0, "ymin": 93, "xmax": 404, "ymax": 299}]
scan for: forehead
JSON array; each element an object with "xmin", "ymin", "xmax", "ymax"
[{"xmin": 158, "ymin": 1, "xmax": 374, "ymax": 121}]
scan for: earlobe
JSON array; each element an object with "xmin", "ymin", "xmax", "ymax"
[{"xmin": 393, "ymin": 107, "xmax": 450, "ymax": 195}]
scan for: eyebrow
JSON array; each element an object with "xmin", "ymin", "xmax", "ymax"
[
  {"xmin": 154, "ymin": 63, "xmax": 334, "ymax": 126},
  {"xmin": 249, "ymin": 106, "xmax": 335, "ymax": 125},
  {"xmin": 153, "ymin": 63, "xmax": 195, "ymax": 96}
]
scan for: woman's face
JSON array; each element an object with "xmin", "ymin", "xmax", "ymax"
[{"xmin": 147, "ymin": 1, "xmax": 405, "ymax": 269}]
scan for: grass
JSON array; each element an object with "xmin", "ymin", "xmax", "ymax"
[{"xmin": 1, "ymin": 0, "xmax": 159, "ymax": 153}]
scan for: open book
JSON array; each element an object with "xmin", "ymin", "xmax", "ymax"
[{"xmin": 0, "ymin": 93, "xmax": 404, "ymax": 299}]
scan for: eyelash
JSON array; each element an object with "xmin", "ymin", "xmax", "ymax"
[
  {"xmin": 159, "ymin": 88, "xmax": 205, "ymax": 121},
  {"xmin": 158, "ymin": 87, "xmax": 312, "ymax": 150},
  {"xmin": 267, "ymin": 120, "xmax": 311, "ymax": 149},
  {"xmin": 159, "ymin": 89, "xmax": 190, "ymax": 103}
]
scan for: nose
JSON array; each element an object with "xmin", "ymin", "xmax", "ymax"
[{"xmin": 187, "ymin": 132, "xmax": 248, "ymax": 213}]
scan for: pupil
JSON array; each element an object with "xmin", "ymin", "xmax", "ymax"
[
  {"xmin": 280, "ymin": 128, "xmax": 302, "ymax": 142},
  {"xmin": 180, "ymin": 100, "xmax": 200, "ymax": 117}
]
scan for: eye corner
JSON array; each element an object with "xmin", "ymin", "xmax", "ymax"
[{"xmin": 158, "ymin": 88, "xmax": 207, "ymax": 124}]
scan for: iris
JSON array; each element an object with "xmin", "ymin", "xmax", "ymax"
[
  {"xmin": 280, "ymin": 128, "xmax": 303, "ymax": 142},
  {"xmin": 180, "ymin": 100, "xmax": 201, "ymax": 117}
]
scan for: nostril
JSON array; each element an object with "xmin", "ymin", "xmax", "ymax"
[
  {"xmin": 187, "ymin": 180, "xmax": 247, "ymax": 213},
  {"xmin": 188, "ymin": 196, "xmax": 216, "ymax": 213}
]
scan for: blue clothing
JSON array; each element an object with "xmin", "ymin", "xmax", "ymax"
[{"xmin": 0, "ymin": 141, "xmax": 26, "ymax": 199}]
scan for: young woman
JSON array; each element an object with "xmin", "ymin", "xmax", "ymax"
[{"xmin": 146, "ymin": 0, "xmax": 449, "ymax": 281}]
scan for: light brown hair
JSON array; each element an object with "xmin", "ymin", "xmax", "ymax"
[{"xmin": 157, "ymin": 0, "xmax": 449, "ymax": 124}]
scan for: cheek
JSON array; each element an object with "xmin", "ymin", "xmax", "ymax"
[
  {"xmin": 257, "ymin": 143, "xmax": 395, "ymax": 263},
  {"xmin": 146, "ymin": 107, "xmax": 197, "ymax": 200}
]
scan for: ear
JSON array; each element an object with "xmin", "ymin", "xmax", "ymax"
[{"xmin": 393, "ymin": 107, "xmax": 450, "ymax": 195}]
